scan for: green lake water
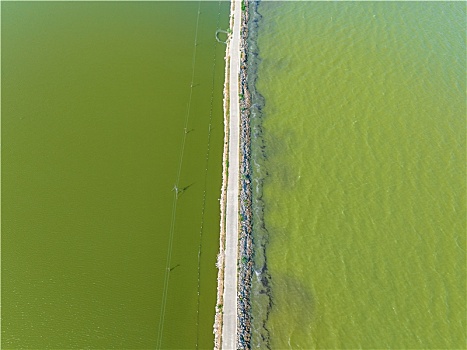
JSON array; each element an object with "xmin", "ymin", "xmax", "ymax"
[
  {"xmin": 250, "ymin": 1, "xmax": 466, "ymax": 348},
  {"xmin": 2, "ymin": 2, "xmax": 229, "ymax": 348}
]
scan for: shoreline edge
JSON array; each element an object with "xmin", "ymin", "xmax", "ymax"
[{"xmin": 214, "ymin": 1, "xmax": 253, "ymax": 349}]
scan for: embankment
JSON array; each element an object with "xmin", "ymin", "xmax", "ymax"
[
  {"xmin": 214, "ymin": 1, "xmax": 258, "ymax": 349},
  {"xmin": 236, "ymin": 1, "xmax": 255, "ymax": 349}
]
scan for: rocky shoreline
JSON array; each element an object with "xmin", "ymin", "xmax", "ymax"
[
  {"xmin": 237, "ymin": 1, "xmax": 253, "ymax": 349},
  {"xmin": 242, "ymin": 1, "xmax": 273, "ymax": 348},
  {"xmin": 213, "ymin": 1, "xmax": 253, "ymax": 349},
  {"xmin": 238, "ymin": 2, "xmax": 274, "ymax": 348}
]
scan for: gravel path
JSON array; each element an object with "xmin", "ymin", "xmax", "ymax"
[{"xmin": 221, "ymin": 1, "xmax": 242, "ymax": 349}]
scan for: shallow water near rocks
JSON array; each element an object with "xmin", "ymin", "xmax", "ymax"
[{"xmin": 250, "ymin": 2, "xmax": 466, "ymax": 348}]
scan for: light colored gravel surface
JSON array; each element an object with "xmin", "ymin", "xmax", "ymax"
[{"xmin": 221, "ymin": 1, "xmax": 242, "ymax": 349}]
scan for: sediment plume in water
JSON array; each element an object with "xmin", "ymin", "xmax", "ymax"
[{"xmin": 241, "ymin": 1, "xmax": 466, "ymax": 348}]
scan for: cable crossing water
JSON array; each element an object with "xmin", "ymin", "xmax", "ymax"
[
  {"xmin": 195, "ymin": 4, "xmax": 224, "ymax": 349},
  {"xmin": 156, "ymin": 2, "xmax": 201, "ymax": 349}
]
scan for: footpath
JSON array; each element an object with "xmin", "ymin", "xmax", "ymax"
[{"xmin": 221, "ymin": 0, "xmax": 242, "ymax": 349}]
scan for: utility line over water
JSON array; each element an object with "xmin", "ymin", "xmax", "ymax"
[
  {"xmin": 195, "ymin": 3, "xmax": 224, "ymax": 348},
  {"xmin": 156, "ymin": 2, "xmax": 202, "ymax": 348},
  {"xmin": 3, "ymin": 2, "xmax": 229, "ymax": 348}
]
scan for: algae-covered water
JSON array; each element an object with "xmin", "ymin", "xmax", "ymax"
[
  {"xmin": 2, "ymin": 2, "xmax": 229, "ymax": 348},
  {"xmin": 250, "ymin": 1, "xmax": 466, "ymax": 348}
]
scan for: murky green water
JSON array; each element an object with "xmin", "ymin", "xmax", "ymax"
[
  {"xmin": 250, "ymin": 1, "xmax": 465, "ymax": 348},
  {"xmin": 2, "ymin": 2, "xmax": 228, "ymax": 348}
]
